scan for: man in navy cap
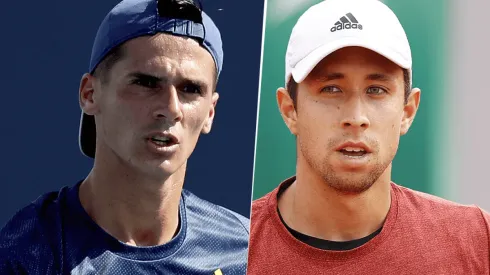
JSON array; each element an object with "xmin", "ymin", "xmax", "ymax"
[{"xmin": 0, "ymin": 0, "xmax": 249, "ymax": 273}]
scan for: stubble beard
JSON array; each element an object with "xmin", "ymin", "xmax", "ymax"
[
  {"xmin": 300, "ymin": 139, "xmax": 392, "ymax": 195},
  {"xmin": 320, "ymin": 159, "xmax": 388, "ymax": 194}
]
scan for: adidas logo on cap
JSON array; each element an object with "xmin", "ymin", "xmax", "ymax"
[{"xmin": 330, "ymin": 13, "xmax": 363, "ymax": 32}]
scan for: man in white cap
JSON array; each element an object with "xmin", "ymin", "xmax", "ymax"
[{"xmin": 247, "ymin": 0, "xmax": 490, "ymax": 273}]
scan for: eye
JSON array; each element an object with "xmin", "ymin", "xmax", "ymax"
[
  {"xmin": 366, "ymin": 86, "xmax": 387, "ymax": 95},
  {"xmin": 181, "ymin": 82, "xmax": 203, "ymax": 95},
  {"xmin": 320, "ymin": 86, "xmax": 342, "ymax": 94},
  {"xmin": 131, "ymin": 78, "xmax": 159, "ymax": 89}
]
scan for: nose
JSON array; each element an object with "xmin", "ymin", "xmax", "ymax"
[
  {"xmin": 152, "ymin": 86, "xmax": 183, "ymax": 122},
  {"xmin": 340, "ymin": 98, "xmax": 370, "ymax": 130}
]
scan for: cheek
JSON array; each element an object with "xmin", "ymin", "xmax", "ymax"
[
  {"xmin": 116, "ymin": 98, "xmax": 150, "ymax": 126},
  {"xmin": 181, "ymin": 101, "xmax": 210, "ymax": 132},
  {"xmin": 297, "ymin": 103, "xmax": 337, "ymax": 151},
  {"xmin": 101, "ymin": 90, "xmax": 155, "ymax": 144},
  {"xmin": 373, "ymin": 111, "xmax": 403, "ymax": 155},
  {"xmin": 298, "ymin": 98, "xmax": 338, "ymax": 132},
  {"xmin": 108, "ymin": 105, "xmax": 147, "ymax": 150}
]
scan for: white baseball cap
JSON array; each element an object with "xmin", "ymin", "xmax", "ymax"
[{"xmin": 285, "ymin": 0, "xmax": 412, "ymax": 84}]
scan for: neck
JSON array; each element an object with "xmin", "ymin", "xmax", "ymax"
[
  {"xmin": 278, "ymin": 158, "xmax": 392, "ymax": 242},
  {"xmin": 79, "ymin": 149, "xmax": 186, "ymax": 247}
]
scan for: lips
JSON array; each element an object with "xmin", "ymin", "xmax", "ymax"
[
  {"xmin": 336, "ymin": 141, "xmax": 372, "ymax": 157},
  {"xmin": 147, "ymin": 132, "xmax": 179, "ymax": 147}
]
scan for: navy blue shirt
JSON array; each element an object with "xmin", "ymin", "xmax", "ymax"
[{"xmin": 0, "ymin": 181, "xmax": 250, "ymax": 274}]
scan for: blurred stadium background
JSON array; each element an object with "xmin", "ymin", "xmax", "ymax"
[{"xmin": 252, "ymin": 0, "xmax": 490, "ymax": 212}]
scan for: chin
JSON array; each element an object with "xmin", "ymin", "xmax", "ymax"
[
  {"xmin": 132, "ymin": 157, "xmax": 179, "ymax": 177},
  {"xmin": 125, "ymin": 144, "xmax": 190, "ymax": 176},
  {"xmin": 322, "ymin": 168, "xmax": 382, "ymax": 194},
  {"xmin": 154, "ymin": 158, "xmax": 182, "ymax": 172},
  {"xmin": 328, "ymin": 180, "xmax": 376, "ymax": 194}
]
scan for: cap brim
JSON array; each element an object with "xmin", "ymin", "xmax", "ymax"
[
  {"xmin": 291, "ymin": 37, "xmax": 412, "ymax": 83},
  {"xmin": 79, "ymin": 112, "xmax": 96, "ymax": 158}
]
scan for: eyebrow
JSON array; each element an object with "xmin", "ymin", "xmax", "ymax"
[
  {"xmin": 315, "ymin": 72, "xmax": 395, "ymax": 82},
  {"xmin": 127, "ymin": 72, "xmax": 164, "ymax": 82},
  {"xmin": 316, "ymin": 72, "xmax": 344, "ymax": 82},
  {"xmin": 127, "ymin": 71, "xmax": 209, "ymax": 89},
  {"xmin": 365, "ymin": 73, "xmax": 395, "ymax": 82}
]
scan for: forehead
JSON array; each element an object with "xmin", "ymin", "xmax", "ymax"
[
  {"xmin": 117, "ymin": 33, "xmax": 216, "ymax": 80},
  {"xmin": 307, "ymin": 46, "xmax": 403, "ymax": 80}
]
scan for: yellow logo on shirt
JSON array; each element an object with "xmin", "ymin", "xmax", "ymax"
[{"xmin": 214, "ymin": 269, "xmax": 223, "ymax": 275}]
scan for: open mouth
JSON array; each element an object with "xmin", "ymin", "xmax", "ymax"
[
  {"xmin": 148, "ymin": 135, "xmax": 178, "ymax": 147},
  {"xmin": 336, "ymin": 141, "xmax": 372, "ymax": 158},
  {"xmin": 339, "ymin": 147, "xmax": 368, "ymax": 157}
]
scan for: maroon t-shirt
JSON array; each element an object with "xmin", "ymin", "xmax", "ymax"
[{"xmin": 247, "ymin": 177, "xmax": 490, "ymax": 274}]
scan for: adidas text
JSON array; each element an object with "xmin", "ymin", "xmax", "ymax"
[{"xmin": 331, "ymin": 23, "xmax": 362, "ymax": 32}]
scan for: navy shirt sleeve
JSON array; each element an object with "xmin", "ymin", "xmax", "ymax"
[{"xmin": 0, "ymin": 194, "xmax": 61, "ymax": 275}]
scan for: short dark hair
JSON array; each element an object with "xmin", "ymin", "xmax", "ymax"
[
  {"xmin": 91, "ymin": 0, "xmax": 208, "ymax": 85},
  {"xmin": 92, "ymin": 44, "xmax": 125, "ymax": 84},
  {"xmin": 286, "ymin": 68, "xmax": 411, "ymax": 108}
]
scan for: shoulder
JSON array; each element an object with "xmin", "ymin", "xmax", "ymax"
[
  {"xmin": 393, "ymin": 183, "xmax": 490, "ymax": 235},
  {"xmin": 182, "ymin": 189, "xmax": 250, "ymax": 235},
  {"xmin": 393, "ymin": 183, "xmax": 490, "ymax": 267},
  {"xmin": 0, "ymin": 189, "xmax": 66, "ymax": 273},
  {"xmin": 249, "ymin": 190, "xmax": 276, "ymax": 238},
  {"xmin": 1, "ymin": 191, "xmax": 61, "ymax": 249},
  {"xmin": 394, "ymin": 183, "xmax": 483, "ymax": 214},
  {"xmin": 251, "ymin": 177, "xmax": 294, "ymax": 225},
  {"xmin": 251, "ymin": 191, "xmax": 273, "ymax": 220}
]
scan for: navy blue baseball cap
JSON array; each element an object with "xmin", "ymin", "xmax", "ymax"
[{"xmin": 79, "ymin": 0, "xmax": 223, "ymax": 158}]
